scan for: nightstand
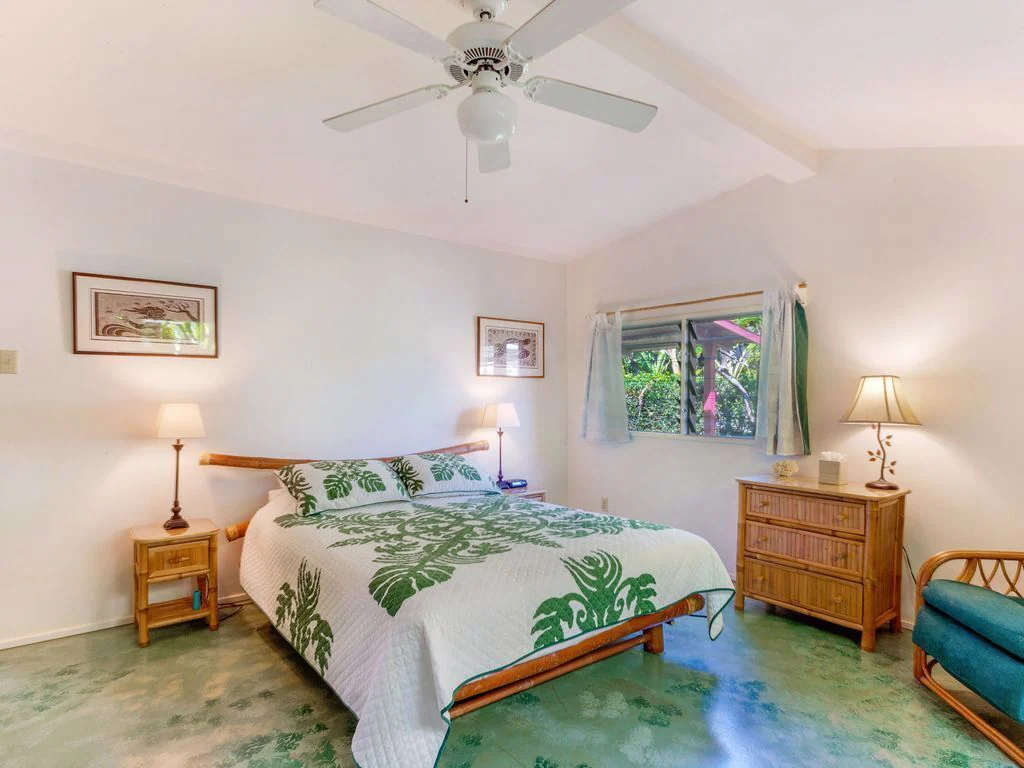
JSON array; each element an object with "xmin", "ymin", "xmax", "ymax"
[
  {"xmin": 503, "ymin": 488, "xmax": 546, "ymax": 503},
  {"xmin": 129, "ymin": 518, "xmax": 220, "ymax": 647}
]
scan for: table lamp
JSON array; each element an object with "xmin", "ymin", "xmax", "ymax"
[
  {"xmin": 840, "ymin": 376, "xmax": 920, "ymax": 490},
  {"xmin": 156, "ymin": 403, "xmax": 206, "ymax": 530},
  {"xmin": 481, "ymin": 402, "xmax": 520, "ymax": 489}
]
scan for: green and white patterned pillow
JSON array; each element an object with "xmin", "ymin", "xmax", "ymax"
[
  {"xmin": 388, "ymin": 453, "xmax": 500, "ymax": 497},
  {"xmin": 276, "ymin": 459, "xmax": 410, "ymax": 517}
]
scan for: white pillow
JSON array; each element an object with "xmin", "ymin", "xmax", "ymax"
[
  {"xmin": 275, "ymin": 459, "xmax": 410, "ymax": 517},
  {"xmin": 388, "ymin": 452, "xmax": 499, "ymax": 497}
]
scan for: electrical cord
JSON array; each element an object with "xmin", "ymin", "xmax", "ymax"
[
  {"xmin": 217, "ymin": 601, "xmax": 248, "ymax": 623},
  {"xmin": 903, "ymin": 546, "xmax": 917, "ymax": 585}
]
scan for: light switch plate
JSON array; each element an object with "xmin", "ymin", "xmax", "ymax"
[{"xmin": 0, "ymin": 350, "xmax": 18, "ymax": 374}]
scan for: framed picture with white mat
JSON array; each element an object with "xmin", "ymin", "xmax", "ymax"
[{"xmin": 72, "ymin": 272, "xmax": 218, "ymax": 358}]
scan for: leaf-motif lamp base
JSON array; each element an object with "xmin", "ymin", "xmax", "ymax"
[{"xmin": 866, "ymin": 480, "xmax": 899, "ymax": 491}]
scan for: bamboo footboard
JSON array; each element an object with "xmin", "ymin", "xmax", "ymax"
[{"xmin": 448, "ymin": 594, "xmax": 704, "ymax": 718}]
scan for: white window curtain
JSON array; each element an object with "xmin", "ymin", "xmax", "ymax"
[
  {"xmin": 754, "ymin": 288, "xmax": 810, "ymax": 456},
  {"xmin": 580, "ymin": 311, "xmax": 630, "ymax": 443}
]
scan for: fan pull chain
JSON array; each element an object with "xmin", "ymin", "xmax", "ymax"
[{"xmin": 464, "ymin": 139, "xmax": 469, "ymax": 204}]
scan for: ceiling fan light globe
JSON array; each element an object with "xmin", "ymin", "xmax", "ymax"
[{"xmin": 457, "ymin": 89, "xmax": 518, "ymax": 144}]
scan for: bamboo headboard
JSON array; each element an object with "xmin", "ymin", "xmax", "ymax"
[{"xmin": 201, "ymin": 440, "xmax": 490, "ymax": 541}]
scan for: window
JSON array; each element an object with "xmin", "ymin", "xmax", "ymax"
[{"xmin": 622, "ymin": 313, "xmax": 762, "ymax": 439}]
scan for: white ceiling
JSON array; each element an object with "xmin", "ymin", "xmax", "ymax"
[
  {"xmin": 624, "ymin": 0, "xmax": 1024, "ymax": 149},
  {"xmin": 0, "ymin": 0, "xmax": 1021, "ymax": 260}
]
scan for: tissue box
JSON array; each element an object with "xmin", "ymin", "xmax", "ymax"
[{"xmin": 818, "ymin": 459, "xmax": 848, "ymax": 486}]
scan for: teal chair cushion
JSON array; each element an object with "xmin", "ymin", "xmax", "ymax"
[
  {"xmin": 914, "ymin": 605, "xmax": 1024, "ymax": 721},
  {"xmin": 921, "ymin": 579, "xmax": 1024, "ymax": 661}
]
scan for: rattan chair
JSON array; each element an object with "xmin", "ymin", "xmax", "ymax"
[{"xmin": 913, "ymin": 550, "xmax": 1024, "ymax": 766}]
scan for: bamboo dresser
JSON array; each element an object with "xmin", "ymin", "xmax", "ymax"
[{"xmin": 735, "ymin": 475, "xmax": 910, "ymax": 651}]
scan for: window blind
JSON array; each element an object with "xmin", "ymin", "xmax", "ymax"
[{"xmin": 621, "ymin": 321, "xmax": 682, "ymax": 355}]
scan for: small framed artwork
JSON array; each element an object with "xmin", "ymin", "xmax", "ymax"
[
  {"xmin": 477, "ymin": 316, "xmax": 544, "ymax": 378},
  {"xmin": 72, "ymin": 272, "xmax": 218, "ymax": 358}
]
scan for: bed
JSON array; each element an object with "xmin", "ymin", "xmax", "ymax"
[{"xmin": 206, "ymin": 441, "xmax": 735, "ymax": 768}]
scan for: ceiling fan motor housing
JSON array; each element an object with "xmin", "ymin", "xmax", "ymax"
[
  {"xmin": 445, "ymin": 21, "xmax": 526, "ymax": 85},
  {"xmin": 457, "ymin": 71, "xmax": 518, "ymax": 144}
]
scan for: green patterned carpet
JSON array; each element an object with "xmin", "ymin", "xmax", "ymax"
[{"xmin": 1, "ymin": 603, "xmax": 1019, "ymax": 767}]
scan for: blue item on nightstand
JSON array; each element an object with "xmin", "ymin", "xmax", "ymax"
[{"xmin": 193, "ymin": 589, "xmax": 202, "ymax": 611}]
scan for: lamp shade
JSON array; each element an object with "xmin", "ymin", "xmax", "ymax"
[
  {"xmin": 156, "ymin": 403, "xmax": 206, "ymax": 439},
  {"xmin": 481, "ymin": 402, "xmax": 520, "ymax": 429},
  {"xmin": 840, "ymin": 376, "xmax": 920, "ymax": 426}
]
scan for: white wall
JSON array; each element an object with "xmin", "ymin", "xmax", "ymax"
[
  {"xmin": 0, "ymin": 148, "xmax": 567, "ymax": 648},
  {"xmin": 5, "ymin": 145, "xmax": 1022, "ymax": 647},
  {"xmin": 567, "ymin": 148, "xmax": 1024, "ymax": 622}
]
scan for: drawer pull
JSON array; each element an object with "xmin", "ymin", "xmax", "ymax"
[
  {"xmin": 757, "ymin": 536, "xmax": 769, "ymax": 544},
  {"xmin": 759, "ymin": 500, "xmax": 770, "ymax": 508},
  {"xmin": 833, "ymin": 596, "xmax": 843, "ymax": 604},
  {"xmin": 837, "ymin": 513, "xmax": 849, "ymax": 521},
  {"xmin": 168, "ymin": 555, "xmax": 192, "ymax": 565}
]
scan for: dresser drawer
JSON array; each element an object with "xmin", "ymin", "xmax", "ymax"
[
  {"xmin": 747, "ymin": 489, "xmax": 865, "ymax": 535},
  {"xmin": 745, "ymin": 522, "xmax": 864, "ymax": 577},
  {"xmin": 147, "ymin": 540, "xmax": 209, "ymax": 580},
  {"xmin": 744, "ymin": 558, "xmax": 863, "ymax": 624}
]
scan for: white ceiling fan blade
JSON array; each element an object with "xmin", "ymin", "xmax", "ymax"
[
  {"xmin": 523, "ymin": 77, "xmax": 657, "ymax": 132},
  {"xmin": 314, "ymin": 0, "xmax": 459, "ymax": 63},
  {"xmin": 323, "ymin": 85, "xmax": 451, "ymax": 133},
  {"xmin": 505, "ymin": 0, "xmax": 639, "ymax": 63},
  {"xmin": 478, "ymin": 141, "xmax": 511, "ymax": 174}
]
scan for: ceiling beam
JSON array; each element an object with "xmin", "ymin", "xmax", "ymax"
[{"xmin": 580, "ymin": 13, "xmax": 819, "ymax": 182}]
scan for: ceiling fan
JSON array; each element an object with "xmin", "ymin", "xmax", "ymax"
[{"xmin": 316, "ymin": 0, "xmax": 658, "ymax": 173}]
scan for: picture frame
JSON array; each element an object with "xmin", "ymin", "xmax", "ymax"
[
  {"xmin": 476, "ymin": 316, "xmax": 544, "ymax": 378},
  {"xmin": 72, "ymin": 272, "xmax": 218, "ymax": 358}
]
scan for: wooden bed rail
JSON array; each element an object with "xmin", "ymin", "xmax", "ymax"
[
  {"xmin": 204, "ymin": 440, "xmax": 490, "ymax": 542},
  {"xmin": 449, "ymin": 594, "xmax": 705, "ymax": 718}
]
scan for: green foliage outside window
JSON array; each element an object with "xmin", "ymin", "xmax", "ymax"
[
  {"xmin": 622, "ymin": 314, "xmax": 762, "ymax": 438},
  {"xmin": 623, "ymin": 349, "xmax": 681, "ymax": 433}
]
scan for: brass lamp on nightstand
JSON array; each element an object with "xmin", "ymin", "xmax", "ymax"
[
  {"xmin": 841, "ymin": 375, "xmax": 921, "ymax": 491},
  {"xmin": 481, "ymin": 401, "xmax": 522, "ymax": 489},
  {"xmin": 156, "ymin": 403, "xmax": 206, "ymax": 530}
]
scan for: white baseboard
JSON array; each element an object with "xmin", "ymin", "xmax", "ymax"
[{"xmin": 0, "ymin": 593, "xmax": 250, "ymax": 651}]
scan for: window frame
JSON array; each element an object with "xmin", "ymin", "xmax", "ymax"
[{"xmin": 623, "ymin": 302, "xmax": 763, "ymax": 442}]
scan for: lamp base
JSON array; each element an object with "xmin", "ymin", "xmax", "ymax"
[
  {"xmin": 163, "ymin": 512, "xmax": 190, "ymax": 530},
  {"xmin": 865, "ymin": 480, "xmax": 899, "ymax": 491}
]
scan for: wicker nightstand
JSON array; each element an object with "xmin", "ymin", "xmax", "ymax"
[
  {"xmin": 735, "ymin": 475, "xmax": 909, "ymax": 652},
  {"xmin": 129, "ymin": 518, "xmax": 220, "ymax": 647},
  {"xmin": 502, "ymin": 488, "xmax": 546, "ymax": 503}
]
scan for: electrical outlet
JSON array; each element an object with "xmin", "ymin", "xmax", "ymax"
[
  {"xmin": 0, "ymin": 350, "xmax": 17, "ymax": 375},
  {"xmin": 600, "ymin": 497, "xmax": 609, "ymax": 513}
]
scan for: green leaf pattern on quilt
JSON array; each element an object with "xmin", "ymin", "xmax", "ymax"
[
  {"xmin": 388, "ymin": 455, "xmax": 424, "ymax": 495},
  {"xmin": 418, "ymin": 452, "xmax": 482, "ymax": 483},
  {"xmin": 309, "ymin": 460, "xmax": 392, "ymax": 501},
  {"xmin": 275, "ymin": 560, "xmax": 335, "ymax": 674},
  {"xmin": 277, "ymin": 464, "xmax": 318, "ymax": 517},
  {"xmin": 530, "ymin": 551, "xmax": 657, "ymax": 649},
  {"xmin": 275, "ymin": 495, "xmax": 667, "ymax": 617}
]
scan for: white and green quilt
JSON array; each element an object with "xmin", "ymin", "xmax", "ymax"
[{"xmin": 240, "ymin": 491, "xmax": 735, "ymax": 768}]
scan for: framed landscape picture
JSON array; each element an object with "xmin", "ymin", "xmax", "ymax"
[
  {"xmin": 477, "ymin": 316, "xmax": 544, "ymax": 378},
  {"xmin": 72, "ymin": 273, "xmax": 218, "ymax": 358}
]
